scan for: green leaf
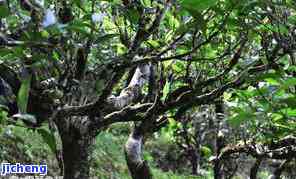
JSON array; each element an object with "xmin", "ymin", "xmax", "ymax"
[
  {"xmin": 278, "ymin": 97, "xmax": 296, "ymax": 108},
  {"xmin": 67, "ymin": 21, "xmax": 92, "ymax": 36},
  {"xmin": 265, "ymin": 78, "xmax": 280, "ymax": 86},
  {"xmin": 0, "ymin": 3, "xmax": 10, "ymax": 18},
  {"xmin": 93, "ymin": 34, "xmax": 119, "ymax": 44},
  {"xmin": 281, "ymin": 108, "xmax": 296, "ymax": 117},
  {"xmin": 17, "ymin": 75, "xmax": 32, "ymax": 113},
  {"xmin": 281, "ymin": 77, "xmax": 296, "ymax": 89},
  {"xmin": 287, "ymin": 65, "xmax": 296, "ymax": 72},
  {"xmin": 126, "ymin": 9, "xmax": 140, "ymax": 25},
  {"xmin": 256, "ymin": 72, "xmax": 281, "ymax": 81},
  {"xmin": 146, "ymin": 39, "xmax": 160, "ymax": 49},
  {"xmin": 288, "ymin": 15, "xmax": 296, "ymax": 25},
  {"xmin": 173, "ymin": 61, "xmax": 185, "ymax": 73},
  {"xmin": 162, "ymin": 81, "xmax": 170, "ymax": 101},
  {"xmin": 116, "ymin": 43, "xmax": 127, "ymax": 55},
  {"xmin": 141, "ymin": 0, "xmax": 151, "ymax": 7},
  {"xmin": 175, "ymin": 20, "xmax": 197, "ymax": 35},
  {"xmin": 278, "ymin": 24, "xmax": 289, "ymax": 35},
  {"xmin": 166, "ymin": 12, "xmax": 180, "ymax": 30},
  {"xmin": 37, "ymin": 128, "xmax": 57, "ymax": 154},
  {"xmin": 101, "ymin": 0, "xmax": 121, "ymax": 4},
  {"xmin": 73, "ymin": 0, "xmax": 86, "ymax": 12},
  {"xmin": 0, "ymin": 104, "xmax": 9, "ymax": 111},
  {"xmin": 0, "ymin": 109, "xmax": 8, "ymax": 123},
  {"xmin": 179, "ymin": 0, "xmax": 218, "ymax": 12},
  {"xmin": 271, "ymin": 113, "xmax": 284, "ymax": 122},
  {"xmin": 227, "ymin": 111, "xmax": 255, "ymax": 126},
  {"xmin": 143, "ymin": 152, "xmax": 153, "ymax": 162},
  {"xmin": 201, "ymin": 146, "xmax": 212, "ymax": 158}
]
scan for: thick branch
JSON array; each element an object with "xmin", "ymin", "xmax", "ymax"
[
  {"xmin": 0, "ymin": 39, "xmax": 54, "ymax": 48},
  {"xmin": 125, "ymin": 127, "xmax": 152, "ymax": 179},
  {"xmin": 106, "ymin": 64, "xmax": 150, "ymax": 110},
  {"xmin": 271, "ymin": 160, "xmax": 290, "ymax": 179},
  {"xmin": 218, "ymin": 136, "xmax": 296, "ymax": 161},
  {"xmin": 129, "ymin": 3, "xmax": 169, "ymax": 53},
  {"xmin": 101, "ymin": 103, "xmax": 152, "ymax": 126},
  {"xmin": 56, "ymin": 64, "xmax": 151, "ymax": 120},
  {"xmin": 250, "ymin": 158, "xmax": 263, "ymax": 179}
]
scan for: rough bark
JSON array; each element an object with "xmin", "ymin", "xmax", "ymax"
[
  {"xmin": 214, "ymin": 101, "xmax": 226, "ymax": 179},
  {"xmin": 271, "ymin": 160, "xmax": 290, "ymax": 179},
  {"xmin": 124, "ymin": 129, "xmax": 152, "ymax": 179},
  {"xmin": 107, "ymin": 64, "xmax": 150, "ymax": 109},
  {"xmin": 59, "ymin": 126, "xmax": 94, "ymax": 179},
  {"xmin": 122, "ymin": 64, "xmax": 153, "ymax": 179},
  {"xmin": 214, "ymin": 134, "xmax": 225, "ymax": 179},
  {"xmin": 190, "ymin": 149, "xmax": 199, "ymax": 175},
  {"xmin": 51, "ymin": 63, "xmax": 151, "ymax": 179},
  {"xmin": 218, "ymin": 136, "xmax": 296, "ymax": 160},
  {"xmin": 250, "ymin": 158, "xmax": 262, "ymax": 179}
]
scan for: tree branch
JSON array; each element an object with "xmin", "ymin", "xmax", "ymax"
[
  {"xmin": 218, "ymin": 136, "xmax": 296, "ymax": 161},
  {"xmin": 101, "ymin": 103, "xmax": 152, "ymax": 126}
]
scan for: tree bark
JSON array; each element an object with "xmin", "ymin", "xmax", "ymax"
[
  {"xmin": 214, "ymin": 135, "xmax": 224, "ymax": 179},
  {"xmin": 125, "ymin": 129, "xmax": 152, "ymax": 179},
  {"xmin": 61, "ymin": 134, "xmax": 94, "ymax": 179},
  {"xmin": 190, "ymin": 149, "xmax": 199, "ymax": 175},
  {"xmin": 250, "ymin": 158, "xmax": 262, "ymax": 179},
  {"xmin": 271, "ymin": 160, "xmax": 289, "ymax": 179},
  {"xmin": 58, "ymin": 123, "xmax": 95, "ymax": 179},
  {"xmin": 214, "ymin": 101, "xmax": 226, "ymax": 179}
]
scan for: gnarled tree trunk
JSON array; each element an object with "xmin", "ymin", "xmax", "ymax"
[
  {"xmin": 214, "ymin": 101, "xmax": 226, "ymax": 179},
  {"xmin": 55, "ymin": 64, "xmax": 151, "ymax": 179},
  {"xmin": 124, "ymin": 129, "xmax": 152, "ymax": 179},
  {"xmin": 61, "ymin": 132, "xmax": 94, "ymax": 179},
  {"xmin": 54, "ymin": 116, "xmax": 96, "ymax": 179},
  {"xmin": 250, "ymin": 158, "xmax": 262, "ymax": 179}
]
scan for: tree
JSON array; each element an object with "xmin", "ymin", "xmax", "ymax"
[{"xmin": 0, "ymin": 0, "xmax": 295, "ymax": 178}]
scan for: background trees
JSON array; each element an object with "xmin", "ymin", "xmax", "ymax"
[{"xmin": 0, "ymin": 0, "xmax": 295, "ymax": 179}]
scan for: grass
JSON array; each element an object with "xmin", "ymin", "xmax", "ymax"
[{"xmin": 1, "ymin": 122, "xmax": 211, "ymax": 178}]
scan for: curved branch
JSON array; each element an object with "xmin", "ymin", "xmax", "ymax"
[
  {"xmin": 218, "ymin": 136, "xmax": 296, "ymax": 161},
  {"xmin": 125, "ymin": 127, "xmax": 152, "ymax": 179},
  {"xmin": 250, "ymin": 158, "xmax": 263, "ymax": 179},
  {"xmin": 101, "ymin": 103, "xmax": 152, "ymax": 126}
]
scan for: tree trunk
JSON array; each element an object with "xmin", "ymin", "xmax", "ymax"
[
  {"xmin": 250, "ymin": 158, "xmax": 262, "ymax": 179},
  {"xmin": 189, "ymin": 149, "xmax": 200, "ymax": 175},
  {"xmin": 125, "ymin": 130, "xmax": 152, "ymax": 179},
  {"xmin": 60, "ymin": 129, "xmax": 94, "ymax": 179},
  {"xmin": 214, "ymin": 101, "xmax": 226, "ymax": 179},
  {"xmin": 271, "ymin": 160, "xmax": 289, "ymax": 179},
  {"xmin": 214, "ymin": 136, "xmax": 224, "ymax": 179},
  {"xmin": 191, "ymin": 152, "xmax": 198, "ymax": 175}
]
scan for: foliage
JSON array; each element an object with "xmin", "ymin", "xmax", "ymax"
[
  {"xmin": 0, "ymin": 0, "xmax": 296, "ymax": 178},
  {"xmin": 0, "ymin": 121, "xmax": 208, "ymax": 178}
]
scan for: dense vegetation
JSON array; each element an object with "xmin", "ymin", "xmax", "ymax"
[{"xmin": 0, "ymin": 0, "xmax": 295, "ymax": 178}]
